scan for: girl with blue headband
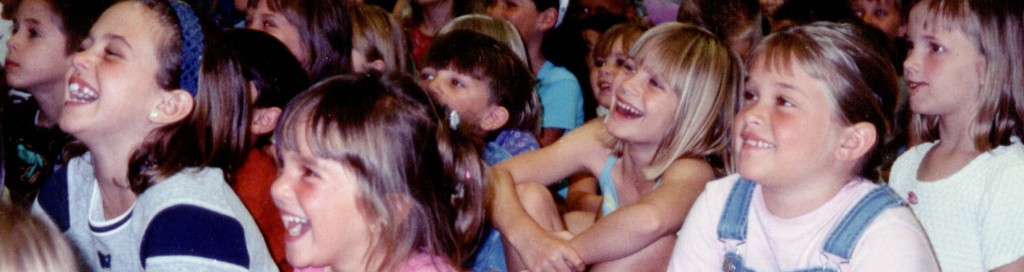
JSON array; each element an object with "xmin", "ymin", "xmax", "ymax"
[{"xmin": 31, "ymin": 0, "xmax": 274, "ymax": 270}]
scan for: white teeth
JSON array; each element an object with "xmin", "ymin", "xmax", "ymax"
[
  {"xmin": 281, "ymin": 215, "xmax": 309, "ymax": 237},
  {"xmin": 744, "ymin": 139, "xmax": 775, "ymax": 148},
  {"xmin": 616, "ymin": 100, "xmax": 643, "ymax": 117},
  {"xmin": 68, "ymin": 82, "xmax": 98, "ymax": 102}
]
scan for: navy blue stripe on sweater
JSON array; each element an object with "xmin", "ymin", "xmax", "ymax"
[
  {"xmin": 139, "ymin": 205, "xmax": 249, "ymax": 268},
  {"xmin": 37, "ymin": 166, "xmax": 70, "ymax": 232}
]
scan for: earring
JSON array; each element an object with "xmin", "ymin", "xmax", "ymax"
[{"xmin": 150, "ymin": 111, "xmax": 159, "ymax": 119}]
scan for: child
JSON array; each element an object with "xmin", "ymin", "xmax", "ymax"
[
  {"xmin": 224, "ymin": 28, "xmax": 311, "ymax": 272},
  {"xmin": 888, "ymin": 0, "xmax": 1024, "ymax": 270},
  {"xmin": 420, "ymin": 30, "xmax": 540, "ymax": 168},
  {"xmin": 2, "ymin": 0, "xmax": 109, "ymax": 207},
  {"xmin": 669, "ymin": 22, "xmax": 938, "ymax": 271},
  {"xmin": 420, "ymin": 30, "xmax": 539, "ymax": 272},
  {"xmin": 849, "ymin": 0, "xmax": 907, "ymax": 40},
  {"xmin": 271, "ymin": 73, "xmax": 486, "ymax": 271},
  {"xmin": 351, "ymin": 4, "xmax": 409, "ymax": 74},
  {"xmin": 0, "ymin": 202, "xmax": 78, "ymax": 271},
  {"xmin": 402, "ymin": 0, "xmax": 460, "ymax": 70},
  {"xmin": 436, "ymin": 14, "xmax": 528, "ymax": 65},
  {"xmin": 489, "ymin": 0, "xmax": 585, "ymax": 147},
  {"xmin": 588, "ymin": 22, "xmax": 647, "ymax": 117},
  {"xmin": 490, "ymin": 22, "xmax": 741, "ymax": 271},
  {"xmin": 32, "ymin": 1, "xmax": 274, "ymax": 270},
  {"xmin": 699, "ymin": 0, "xmax": 764, "ymax": 60},
  {"xmin": 246, "ymin": 0, "xmax": 352, "ymax": 82}
]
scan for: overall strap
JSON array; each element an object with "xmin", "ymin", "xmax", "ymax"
[
  {"xmin": 717, "ymin": 178, "xmax": 757, "ymax": 241},
  {"xmin": 598, "ymin": 156, "xmax": 619, "ymax": 216},
  {"xmin": 821, "ymin": 185, "xmax": 906, "ymax": 260}
]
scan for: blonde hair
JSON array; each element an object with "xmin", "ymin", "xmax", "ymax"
[
  {"xmin": 613, "ymin": 23, "xmax": 743, "ymax": 179},
  {"xmin": 906, "ymin": 0, "xmax": 1023, "ymax": 151},
  {"xmin": 0, "ymin": 204, "xmax": 79, "ymax": 271},
  {"xmin": 592, "ymin": 21, "xmax": 650, "ymax": 63},
  {"xmin": 748, "ymin": 22, "xmax": 898, "ymax": 181},
  {"xmin": 437, "ymin": 14, "xmax": 529, "ymax": 66},
  {"xmin": 351, "ymin": 4, "xmax": 409, "ymax": 73}
]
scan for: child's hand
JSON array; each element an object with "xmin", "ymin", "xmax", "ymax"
[{"xmin": 517, "ymin": 231, "xmax": 584, "ymax": 272}]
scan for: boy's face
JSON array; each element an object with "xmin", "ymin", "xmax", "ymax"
[
  {"xmin": 5, "ymin": 0, "xmax": 72, "ymax": 91},
  {"xmin": 851, "ymin": 0, "xmax": 905, "ymax": 39},
  {"xmin": 419, "ymin": 67, "xmax": 506, "ymax": 135}
]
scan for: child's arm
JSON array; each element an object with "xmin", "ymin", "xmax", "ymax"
[
  {"xmin": 567, "ymin": 157, "xmax": 713, "ymax": 264},
  {"xmin": 490, "ymin": 121, "xmax": 611, "ymax": 271}
]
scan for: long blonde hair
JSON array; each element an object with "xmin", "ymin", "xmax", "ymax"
[{"xmin": 610, "ymin": 23, "xmax": 743, "ymax": 179}]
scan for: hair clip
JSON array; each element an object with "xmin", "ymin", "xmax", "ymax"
[
  {"xmin": 168, "ymin": 0, "xmax": 204, "ymax": 97},
  {"xmin": 449, "ymin": 110, "xmax": 460, "ymax": 129}
]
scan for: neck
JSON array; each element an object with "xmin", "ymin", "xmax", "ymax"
[
  {"xmin": 620, "ymin": 141, "xmax": 660, "ymax": 180},
  {"xmin": 89, "ymin": 146, "xmax": 140, "ymax": 220},
  {"xmin": 528, "ymin": 41, "xmax": 546, "ymax": 74},
  {"xmin": 27, "ymin": 81, "xmax": 67, "ymax": 128},
  {"xmin": 758, "ymin": 171, "xmax": 853, "ymax": 218},
  {"xmin": 936, "ymin": 112, "xmax": 981, "ymax": 153},
  {"xmin": 420, "ymin": 0, "xmax": 453, "ymax": 36}
]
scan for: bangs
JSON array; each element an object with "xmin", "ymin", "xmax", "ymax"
[
  {"xmin": 910, "ymin": 0, "xmax": 979, "ymax": 37},
  {"xmin": 747, "ymin": 32, "xmax": 843, "ymax": 101}
]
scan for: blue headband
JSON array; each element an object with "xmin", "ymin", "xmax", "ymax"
[{"xmin": 169, "ymin": 1, "xmax": 204, "ymax": 96}]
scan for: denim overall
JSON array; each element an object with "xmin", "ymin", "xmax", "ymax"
[{"xmin": 717, "ymin": 178, "xmax": 906, "ymax": 272}]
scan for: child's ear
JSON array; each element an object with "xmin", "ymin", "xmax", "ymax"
[
  {"xmin": 479, "ymin": 105, "xmax": 510, "ymax": 132},
  {"xmin": 251, "ymin": 107, "xmax": 283, "ymax": 136},
  {"xmin": 538, "ymin": 7, "xmax": 558, "ymax": 32},
  {"xmin": 149, "ymin": 89, "xmax": 194, "ymax": 124},
  {"xmin": 835, "ymin": 122, "xmax": 877, "ymax": 162},
  {"xmin": 368, "ymin": 59, "xmax": 386, "ymax": 73}
]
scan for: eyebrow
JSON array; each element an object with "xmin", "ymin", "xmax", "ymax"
[{"xmin": 103, "ymin": 34, "xmax": 133, "ymax": 50}]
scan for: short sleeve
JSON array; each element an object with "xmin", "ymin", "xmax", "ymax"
[
  {"xmin": 668, "ymin": 184, "xmax": 725, "ymax": 271},
  {"xmin": 537, "ymin": 66, "xmax": 584, "ymax": 130},
  {"xmin": 981, "ymin": 165, "xmax": 1024, "ymax": 270}
]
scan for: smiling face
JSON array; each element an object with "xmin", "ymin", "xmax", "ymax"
[
  {"xmin": 604, "ymin": 58, "xmax": 679, "ymax": 145},
  {"xmin": 271, "ymin": 124, "xmax": 373, "ymax": 271},
  {"xmin": 59, "ymin": 2, "xmax": 167, "ymax": 144},
  {"xmin": 902, "ymin": 5, "xmax": 985, "ymax": 122},
  {"xmin": 247, "ymin": 0, "xmax": 308, "ymax": 67},
  {"xmin": 5, "ymin": 0, "xmax": 72, "ymax": 91},
  {"xmin": 590, "ymin": 38, "xmax": 627, "ymax": 110},
  {"xmin": 734, "ymin": 58, "xmax": 846, "ymax": 187}
]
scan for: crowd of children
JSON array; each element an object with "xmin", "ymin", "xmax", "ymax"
[{"xmin": 0, "ymin": 0, "xmax": 1021, "ymax": 271}]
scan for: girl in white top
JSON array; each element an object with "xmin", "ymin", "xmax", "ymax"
[
  {"xmin": 669, "ymin": 22, "xmax": 939, "ymax": 271},
  {"xmin": 888, "ymin": 0, "xmax": 1024, "ymax": 270}
]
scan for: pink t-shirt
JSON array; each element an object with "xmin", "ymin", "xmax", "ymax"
[
  {"xmin": 291, "ymin": 253, "xmax": 455, "ymax": 272},
  {"xmin": 668, "ymin": 174, "xmax": 938, "ymax": 271}
]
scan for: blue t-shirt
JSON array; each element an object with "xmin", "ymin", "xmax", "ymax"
[
  {"xmin": 473, "ymin": 130, "xmax": 540, "ymax": 272},
  {"xmin": 537, "ymin": 61, "xmax": 584, "ymax": 131}
]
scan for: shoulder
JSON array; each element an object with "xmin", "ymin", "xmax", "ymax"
[
  {"xmin": 851, "ymin": 206, "xmax": 939, "ymax": 270},
  {"xmin": 139, "ymin": 204, "xmax": 253, "ymax": 270},
  {"xmin": 537, "ymin": 62, "xmax": 580, "ymax": 88}
]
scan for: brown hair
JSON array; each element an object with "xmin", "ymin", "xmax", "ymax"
[
  {"xmin": 591, "ymin": 21, "xmax": 649, "ymax": 64},
  {"xmin": 425, "ymin": 30, "xmax": 541, "ymax": 138},
  {"xmin": 248, "ymin": 0, "xmax": 353, "ymax": 82},
  {"xmin": 124, "ymin": 0, "xmax": 250, "ymax": 192},
  {"xmin": 274, "ymin": 73, "xmax": 486, "ymax": 271},
  {"xmin": 748, "ymin": 22, "xmax": 898, "ymax": 180}
]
